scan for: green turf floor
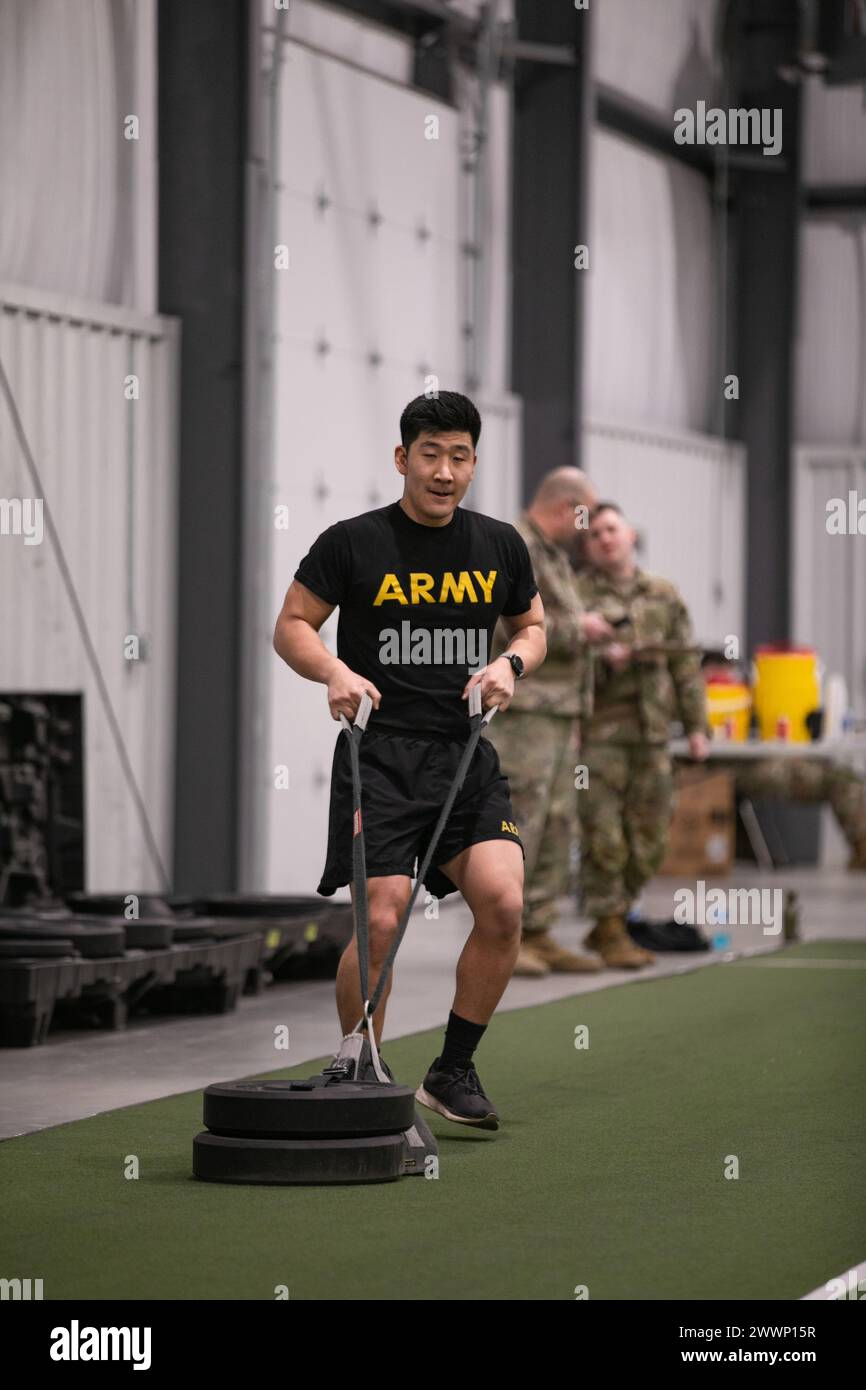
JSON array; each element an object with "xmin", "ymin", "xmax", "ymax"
[{"xmin": 2, "ymin": 940, "xmax": 864, "ymax": 1300}]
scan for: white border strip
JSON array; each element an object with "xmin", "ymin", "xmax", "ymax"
[
  {"xmin": 802, "ymin": 1260, "xmax": 866, "ymax": 1300},
  {"xmin": 736, "ymin": 957, "xmax": 866, "ymax": 969}
]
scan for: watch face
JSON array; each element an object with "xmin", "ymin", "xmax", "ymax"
[{"xmin": 511, "ymin": 655, "xmax": 524, "ymax": 678}]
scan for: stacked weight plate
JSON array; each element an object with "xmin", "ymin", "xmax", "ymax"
[{"xmin": 192, "ymin": 1072, "xmax": 421, "ymax": 1185}]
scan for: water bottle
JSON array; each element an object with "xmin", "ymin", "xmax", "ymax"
[{"xmin": 783, "ymin": 890, "xmax": 800, "ymax": 942}]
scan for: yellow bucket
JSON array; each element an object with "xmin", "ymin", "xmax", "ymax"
[
  {"xmin": 706, "ymin": 680, "xmax": 751, "ymax": 741},
  {"xmin": 752, "ymin": 646, "xmax": 820, "ymax": 743}
]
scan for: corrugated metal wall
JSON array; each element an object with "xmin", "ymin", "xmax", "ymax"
[
  {"xmin": 0, "ymin": 0, "xmax": 157, "ymax": 313},
  {"xmin": 0, "ymin": 281, "xmax": 179, "ymax": 890}
]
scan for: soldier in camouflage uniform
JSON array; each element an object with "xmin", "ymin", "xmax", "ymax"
[
  {"xmin": 486, "ymin": 468, "xmax": 616, "ymax": 976},
  {"xmin": 696, "ymin": 655, "xmax": 866, "ymax": 868},
  {"xmin": 724, "ymin": 758, "xmax": 866, "ymax": 865},
  {"xmin": 576, "ymin": 504, "xmax": 709, "ymax": 968}
]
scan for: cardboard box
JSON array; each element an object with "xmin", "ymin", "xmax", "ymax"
[{"xmin": 658, "ymin": 767, "xmax": 734, "ymax": 878}]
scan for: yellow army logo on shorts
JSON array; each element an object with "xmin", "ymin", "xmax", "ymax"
[{"xmin": 501, "ymin": 819, "xmax": 520, "ymax": 837}]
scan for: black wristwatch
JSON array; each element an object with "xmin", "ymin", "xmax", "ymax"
[{"xmin": 503, "ymin": 652, "xmax": 525, "ymax": 681}]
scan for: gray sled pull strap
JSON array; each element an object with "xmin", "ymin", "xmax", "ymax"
[
  {"xmin": 338, "ymin": 690, "xmax": 373, "ymax": 734},
  {"xmin": 360, "ymin": 685, "xmax": 500, "ymax": 1022},
  {"xmin": 338, "ymin": 684, "xmax": 500, "ymax": 1083},
  {"xmin": 469, "ymin": 682, "xmax": 498, "ymax": 726},
  {"xmin": 338, "ymin": 691, "xmax": 375, "ymax": 1009}
]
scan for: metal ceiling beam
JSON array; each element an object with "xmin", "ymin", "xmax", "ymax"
[
  {"xmin": 804, "ymin": 183, "xmax": 866, "ymax": 211},
  {"xmin": 730, "ymin": 0, "xmax": 803, "ymax": 649},
  {"xmin": 512, "ymin": 1, "xmax": 591, "ymax": 491},
  {"xmin": 386, "ymin": 0, "xmax": 478, "ymax": 31},
  {"xmin": 595, "ymin": 83, "xmax": 716, "ymax": 175},
  {"xmin": 159, "ymin": 0, "xmax": 247, "ymax": 892}
]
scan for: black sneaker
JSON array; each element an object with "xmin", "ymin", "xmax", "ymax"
[{"xmin": 415, "ymin": 1057, "xmax": 499, "ymax": 1131}]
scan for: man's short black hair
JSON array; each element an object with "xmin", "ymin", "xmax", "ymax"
[
  {"xmin": 588, "ymin": 501, "xmax": 623, "ymax": 524},
  {"xmin": 400, "ymin": 391, "xmax": 481, "ymax": 450}
]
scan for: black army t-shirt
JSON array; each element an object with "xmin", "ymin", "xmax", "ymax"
[{"xmin": 294, "ymin": 501, "xmax": 538, "ymax": 739}]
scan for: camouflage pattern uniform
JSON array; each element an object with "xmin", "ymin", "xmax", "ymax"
[
  {"xmin": 704, "ymin": 755, "xmax": 866, "ymax": 850},
  {"xmin": 575, "ymin": 568, "xmax": 707, "ymax": 918},
  {"xmin": 485, "ymin": 514, "xmax": 591, "ymax": 937}
]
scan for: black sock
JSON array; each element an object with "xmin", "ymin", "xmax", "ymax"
[{"xmin": 439, "ymin": 1011, "xmax": 487, "ymax": 1071}]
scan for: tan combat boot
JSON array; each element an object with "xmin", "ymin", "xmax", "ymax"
[
  {"xmin": 847, "ymin": 838, "xmax": 866, "ymax": 871},
  {"xmin": 585, "ymin": 915, "xmax": 653, "ymax": 969},
  {"xmin": 512, "ymin": 942, "xmax": 549, "ymax": 977},
  {"xmin": 529, "ymin": 930, "xmax": 603, "ymax": 973}
]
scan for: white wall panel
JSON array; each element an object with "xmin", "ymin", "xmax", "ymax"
[
  {"xmin": 0, "ymin": 282, "xmax": 179, "ymax": 890},
  {"xmin": 584, "ymin": 418, "xmax": 745, "ymax": 648},
  {"xmin": 803, "ymin": 75, "xmax": 866, "ymax": 188},
  {"xmin": 587, "ymin": 130, "xmax": 716, "ymax": 434},
  {"xmin": 478, "ymin": 81, "xmax": 512, "ymax": 397},
  {"xmin": 281, "ymin": 0, "xmax": 412, "ymax": 84},
  {"xmin": 594, "ymin": 0, "xmax": 722, "ymax": 118},
  {"xmin": 463, "ymin": 393, "xmax": 521, "ymax": 526},
  {"xmin": 0, "ymin": 0, "xmax": 157, "ymax": 312},
  {"xmin": 795, "ymin": 218, "xmax": 866, "ymax": 445},
  {"xmin": 792, "ymin": 447, "xmax": 866, "ymax": 718},
  {"xmin": 792, "ymin": 445, "xmax": 866, "ymax": 866},
  {"xmin": 263, "ymin": 39, "xmax": 492, "ymax": 894}
]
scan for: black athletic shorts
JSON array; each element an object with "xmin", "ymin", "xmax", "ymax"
[{"xmin": 318, "ymin": 725, "xmax": 524, "ymax": 900}]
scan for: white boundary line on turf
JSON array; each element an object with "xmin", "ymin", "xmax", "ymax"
[
  {"xmin": 802, "ymin": 1260, "xmax": 866, "ymax": 1300},
  {"xmin": 733, "ymin": 958, "xmax": 866, "ymax": 970}
]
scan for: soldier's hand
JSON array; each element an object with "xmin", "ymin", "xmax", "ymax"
[
  {"xmin": 463, "ymin": 658, "xmax": 514, "ymax": 712},
  {"xmin": 603, "ymin": 642, "xmax": 632, "ymax": 673},
  {"xmin": 579, "ymin": 612, "xmax": 616, "ymax": 643},
  {"xmin": 688, "ymin": 732, "xmax": 710, "ymax": 761},
  {"xmin": 327, "ymin": 662, "xmax": 382, "ymax": 722}
]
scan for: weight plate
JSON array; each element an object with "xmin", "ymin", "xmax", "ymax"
[
  {"xmin": 123, "ymin": 919, "xmax": 174, "ymax": 949},
  {"xmin": 66, "ymin": 893, "xmax": 174, "ymax": 919},
  {"xmin": 171, "ymin": 917, "xmax": 258, "ymax": 942},
  {"xmin": 203, "ymin": 1077, "xmax": 416, "ymax": 1138},
  {"xmin": 0, "ymin": 906, "xmax": 72, "ymax": 921},
  {"xmin": 0, "ymin": 939, "xmax": 78, "ymax": 959},
  {"xmin": 192, "ymin": 1131, "xmax": 405, "ymax": 1185},
  {"xmin": 197, "ymin": 895, "xmax": 333, "ymax": 920},
  {"xmin": 0, "ymin": 920, "xmax": 125, "ymax": 959}
]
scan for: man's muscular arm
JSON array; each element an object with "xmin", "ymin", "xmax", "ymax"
[
  {"xmin": 497, "ymin": 592, "xmax": 547, "ymax": 676},
  {"xmin": 273, "ymin": 580, "xmax": 382, "ymax": 721},
  {"xmin": 462, "ymin": 592, "xmax": 547, "ymax": 713}
]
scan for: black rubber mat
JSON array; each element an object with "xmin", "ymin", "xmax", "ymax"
[
  {"xmin": 0, "ymin": 919, "xmax": 124, "ymax": 958},
  {"xmin": 0, "ymin": 939, "xmax": 78, "ymax": 959}
]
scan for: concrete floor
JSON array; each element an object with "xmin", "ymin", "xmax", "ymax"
[{"xmin": 1, "ymin": 864, "xmax": 864, "ymax": 1141}]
